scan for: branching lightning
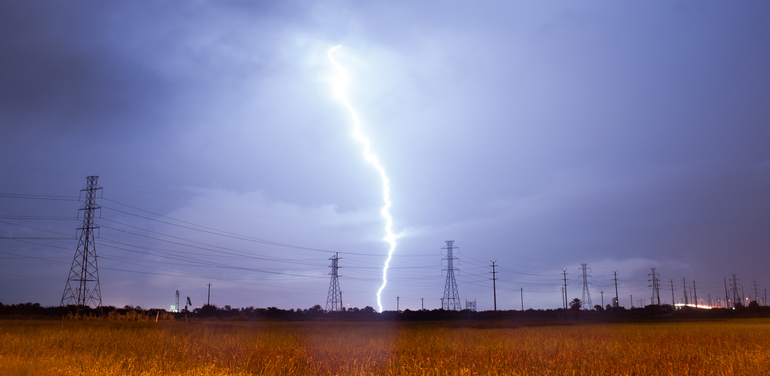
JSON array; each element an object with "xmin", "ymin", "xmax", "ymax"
[{"xmin": 328, "ymin": 46, "xmax": 396, "ymax": 313}]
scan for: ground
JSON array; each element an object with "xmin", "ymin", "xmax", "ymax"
[{"xmin": 1, "ymin": 318, "xmax": 768, "ymax": 375}]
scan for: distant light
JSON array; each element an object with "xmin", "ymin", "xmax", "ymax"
[{"xmin": 674, "ymin": 303, "xmax": 714, "ymax": 309}]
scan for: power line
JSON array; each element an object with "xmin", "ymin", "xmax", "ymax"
[{"xmin": 0, "ymin": 193, "xmax": 80, "ymax": 201}]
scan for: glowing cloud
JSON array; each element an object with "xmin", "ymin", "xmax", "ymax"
[{"xmin": 328, "ymin": 46, "xmax": 397, "ymax": 313}]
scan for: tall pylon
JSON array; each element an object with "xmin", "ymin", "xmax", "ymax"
[
  {"xmin": 441, "ymin": 240, "xmax": 461, "ymax": 310},
  {"xmin": 648, "ymin": 268, "xmax": 661, "ymax": 305},
  {"xmin": 61, "ymin": 176, "xmax": 103, "ymax": 308},
  {"xmin": 578, "ymin": 263, "xmax": 592, "ymax": 310},
  {"xmin": 730, "ymin": 274, "xmax": 740, "ymax": 308},
  {"xmin": 325, "ymin": 252, "xmax": 342, "ymax": 312}
]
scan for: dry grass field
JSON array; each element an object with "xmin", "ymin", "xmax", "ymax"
[{"xmin": 1, "ymin": 318, "xmax": 769, "ymax": 375}]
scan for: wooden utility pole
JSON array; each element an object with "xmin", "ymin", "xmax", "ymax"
[
  {"xmin": 724, "ymin": 277, "xmax": 730, "ymax": 308},
  {"xmin": 682, "ymin": 278, "xmax": 688, "ymax": 305},
  {"xmin": 613, "ymin": 271, "xmax": 619, "ymax": 308},
  {"xmin": 563, "ymin": 270, "xmax": 569, "ymax": 310},
  {"xmin": 693, "ymin": 280, "xmax": 698, "ymax": 308},
  {"xmin": 670, "ymin": 279, "xmax": 675, "ymax": 306},
  {"xmin": 490, "ymin": 261, "xmax": 498, "ymax": 312}
]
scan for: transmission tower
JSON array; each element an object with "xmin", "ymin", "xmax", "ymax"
[
  {"xmin": 325, "ymin": 252, "xmax": 342, "ymax": 311},
  {"xmin": 753, "ymin": 281, "xmax": 760, "ymax": 303},
  {"xmin": 648, "ymin": 268, "xmax": 661, "ymax": 305},
  {"xmin": 441, "ymin": 240, "xmax": 461, "ymax": 310},
  {"xmin": 578, "ymin": 263, "xmax": 592, "ymax": 310},
  {"xmin": 730, "ymin": 274, "xmax": 740, "ymax": 308},
  {"xmin": 61, "ymin": 176, "xmax": 103, "ymax": 308}
]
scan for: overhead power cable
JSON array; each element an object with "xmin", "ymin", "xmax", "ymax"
[{"xmin": 0, "ymin": 193, "xmax": 80, "ymax": 201}]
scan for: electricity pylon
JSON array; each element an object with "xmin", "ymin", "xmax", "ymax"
[
  {"xmin": 325, "ymin": 252, "xmax": 342, "ymax": 311},
  {"xmin": 648, "ymin": 268, "xmax": 661, "ymax": 305},
  {"xmin": 441, "ymin": 240, "xmax": 461, "ymax": 310},
  {"xmin": 61, "ymin": 176, "xmax": 103, "ymax": 308},
  {"xmin": 579, "ymin": 263, "xmax": 593, "ymax": 310}
]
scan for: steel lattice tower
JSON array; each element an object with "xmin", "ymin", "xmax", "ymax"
[
  {"xmin": 325, "ymin": 252, "xmax": 342, "ymax": 311},
  {"xmin": 61, "ymin": 176, "xmax": 103, "ymax": 308},
  {"xmin": 579, "ymin": 263, "xmax": 592, "ymax": 310},
  {"xmin": 441, "ymin": 240, "xmax": 461, "ymax": 310},
  {"xmin": 648, "ymin": 267, "xmax": 661, "ymax": 305},
  {"xmin": 730, "ymin": 274, "xmax": 740, "ymax": 308}
]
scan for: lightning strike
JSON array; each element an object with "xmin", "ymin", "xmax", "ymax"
[{"xmin": 328, "ymin": 46, "xmax": 396, "ymax": 313}]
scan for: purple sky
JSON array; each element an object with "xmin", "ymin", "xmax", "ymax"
[{"xmin": 1, "ymin": 1, "xmax": 769, "ymax": 311}]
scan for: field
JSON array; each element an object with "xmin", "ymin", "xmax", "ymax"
[{"xmin": 1, "ymin": 318, "xmax": 769, "ymax": 375}]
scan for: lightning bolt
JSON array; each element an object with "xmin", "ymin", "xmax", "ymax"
[{"xmin": 328, "ymin": 45, "xmax": 396, "ymax": 313}]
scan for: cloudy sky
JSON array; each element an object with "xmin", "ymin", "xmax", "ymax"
[{"xmin": 1, "ymin": 1, "xmax": 769, "ymax": 311}]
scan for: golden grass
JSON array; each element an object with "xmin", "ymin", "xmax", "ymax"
[{"xmin": 1, "ymin": 318, "xmax": 768, "ymax": 375}]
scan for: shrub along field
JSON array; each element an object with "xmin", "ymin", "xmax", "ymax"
[{"xmin": 1, "ymin": 318, "xmax": 769, "ymax": 375}]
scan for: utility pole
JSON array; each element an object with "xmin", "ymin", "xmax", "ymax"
[
  {"xmin": 682, "ymin": 278, "xmax": 688, "ymax": 306},
  {"xmin": 692, "ymin": 280, "xmax": 698, "ymax": 308},
  {"xmin": 61, "ymin": 176, "xmax": 103, "ymax": 308},
  {"xmin": 490, "ymin": 261, "xmax": 498, "ymax": 312},
  {"xmin": 724, "ymin": 277, "xmax": 730, "ymax": 308},
  {"xmin": 562, "ymin": 270, "xmax": 569, "ymax": 309},
  {"xmin": 325, "ymin": 252, "xmax": 342, "ymax": 312},
  {"xmin": 601, "ymin": 291, "xmax": 604, "ymax": 308},
  {"xmin": 441, "ymin": 241, "xmax": 461, "ymax": 310},
  {"xmin": 742, "ymin": 286, "xmax": 746, "ymax": 307},
  {"xmin": 613, "ymin": 271, "xmax": 619, "ymax": 308},
  {"xmin": 630, "ymin": 294, "xmax": 633, "ymax": 308},
  {"xmin": 520, "ymin": 288, "xmax": 524, "ymax": 311},
  {"xmin": 207, "ymin": 283, "xmax": 211, "ymax": 306},
  {"xmin": 670, "ymin": 279, "xmax": 675, "ymax": 306},
  {"xmin": 421, "ymin": 297, "xmax": 424, "ymax": 310},
  {"xmin": 397, "ymin": 296, "xmax": 400, "ymax": 312}
]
